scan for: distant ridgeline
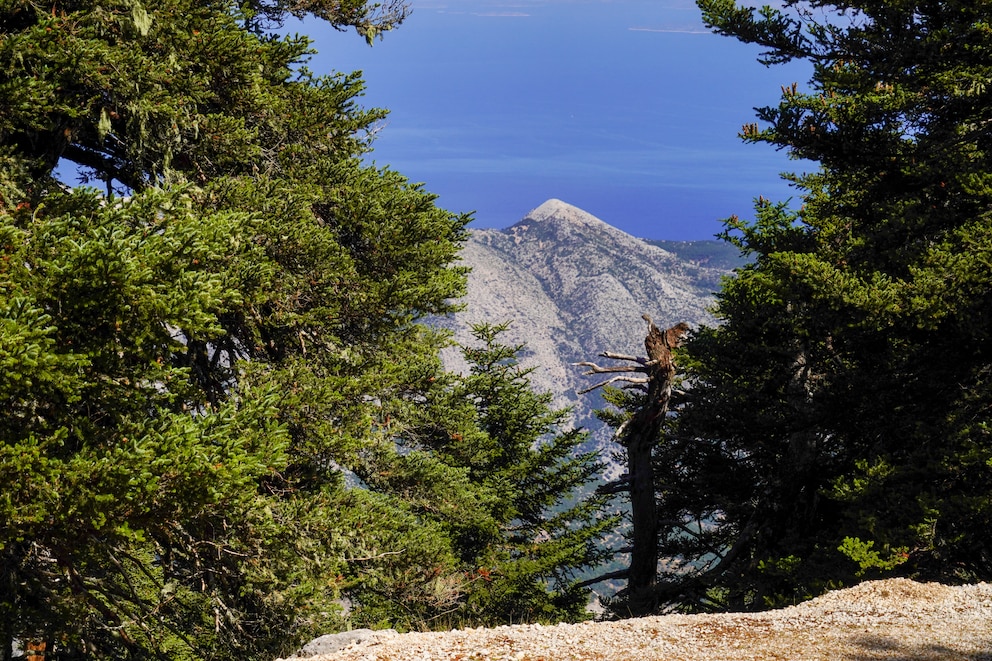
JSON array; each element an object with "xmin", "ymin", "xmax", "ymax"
[{"xmin": 645, "ymin": 239, "xmax": 749, "ymax": 272}]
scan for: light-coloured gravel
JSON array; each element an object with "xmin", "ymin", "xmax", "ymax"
[{"xmin": 289, "ymin": 579, "xmax": 992, "ymax": 661}]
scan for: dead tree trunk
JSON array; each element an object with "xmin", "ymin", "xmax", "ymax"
[{"xmin": 575, "ymin": 315, "xmax": 689, "ymax": 616}]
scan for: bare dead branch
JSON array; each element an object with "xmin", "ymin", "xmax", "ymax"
[
  {"xmin": 576, "ymin": 375, "xmax": 650, "ymax": 395},
  {"xmin": 573, "ymin": 361, "xmax": 647, "ymax": 375},
  {"xmin": 613, "ymin": 417, "xmax": 632, "ymax": 440},
  {"xmin": 599, "ymin": 351, "xmax": 660, "ymax": 366},
  {"xmin": 599, "ymin": 351, "xmax": 643, "ymax": 362}
]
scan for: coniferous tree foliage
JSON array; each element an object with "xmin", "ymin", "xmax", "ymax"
[
  {"xmin": 0, "ymin": 0, "xmax": 515, "ymax": 657},
  {"xmin": 437, "ymin": 324, "xmax": 620, "ymax": 625},
  {"xmin": 664, "ymin": 0, "xmax": 992, "ymax": 610}
]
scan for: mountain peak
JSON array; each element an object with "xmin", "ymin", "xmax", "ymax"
[{"xmin": 521, "ymin": 199, "xmax": 612, "ymax": 231}]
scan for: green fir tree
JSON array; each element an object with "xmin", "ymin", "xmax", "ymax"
[
  {"xmin": 0, "ymin": 0, "xmax": 500, "ymax": 656},
  {"xmin": 660, "ymin": 0, "xmax": 992, "ymax": 611},
  {"xmin": 436, "ymin": 324, "xmax": 620, "ymax": 625}
]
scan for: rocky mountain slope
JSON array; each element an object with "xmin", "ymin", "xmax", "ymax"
[{"xmin": 438, "ymin": 198, "xmax": 742, "ymax": 436}]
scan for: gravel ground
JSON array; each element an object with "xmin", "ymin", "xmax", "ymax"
[{"xmin": 286, "ymin": 579, "xmax": 992, "ymax": 661}]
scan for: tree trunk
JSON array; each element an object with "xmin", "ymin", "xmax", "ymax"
[
  {"xmin": 624, "ymin": 324, "xmax": 678, "ymax": 615},
  {"xmin": 625, "ymin": 418, "xmax": 661, "ymax": 614},
  {"xmin": 576, "ymin": 317, "xmax": 688, "ymax": 616}
]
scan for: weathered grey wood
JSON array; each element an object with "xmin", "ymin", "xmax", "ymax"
[{"xmin": 577, "ymin": 315, "xmax": 690, "ymax": 616}]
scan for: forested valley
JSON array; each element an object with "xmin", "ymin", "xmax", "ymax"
[{"xmin": 2, "ymin": 0, "xmax": 991, "ymax": 659}]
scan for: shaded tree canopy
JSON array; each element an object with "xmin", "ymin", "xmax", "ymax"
[
  {"xmin": 1, "ymin": 0, "xmax": 619, "ymax": 655},
  {"xmin": 1, "ymin": 0, "xmax": 408, "ymax": 194},
  {"xmin": 0, "ymin": 0, "xmax": 578, "ymax": 657},
  {"xmin": 648, "ymin": 0, "xmax": 992, "ymax": 612}
]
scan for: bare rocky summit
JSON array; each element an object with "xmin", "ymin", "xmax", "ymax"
[
  {"xmin": 287, "ymin": 578, "xmax": 992, "ymax": 661},
  {"xmin": 439, "ymin": 199, "xmax": 737, "ymax": 433}
]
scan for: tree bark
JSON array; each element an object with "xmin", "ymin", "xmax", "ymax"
[
  {"xmin": 625, "ymin": 417, "xmax": 661, "ymax": 614},
  {"xmin": 576, "ymin": 317, "xmax": 688, "ymax": 616}
]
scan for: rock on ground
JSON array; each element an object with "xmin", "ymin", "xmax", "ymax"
[{"xmin": 286, "ymin": 579, "xmax": 992, "ymax": 661}]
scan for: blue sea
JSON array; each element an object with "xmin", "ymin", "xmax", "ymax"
[{"xmin": 300, "ymin": 0, "xmax": 812, "ymax": 240}]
